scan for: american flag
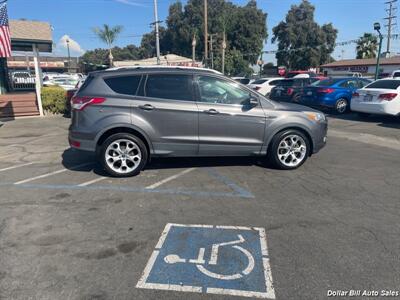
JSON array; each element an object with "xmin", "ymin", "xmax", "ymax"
[{"xmin": 0, "ymin": 0, "xmax": 11, "ymax": 57}]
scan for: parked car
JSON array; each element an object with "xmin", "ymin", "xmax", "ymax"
[
  {"xmin": 68, "ymin": 66, "xmax": 327, "ymax": 176},
  {"xmin": 232, "ymin": 77, "xmax": 251, "ymax": 85},
  {"xmin": 43, "ymin": 78, "xmax": 79, "ymax": 90},
  {"xmin": 286, "ymin": 71, "xmax": 318, "ymax": 78},
  {"xmin": 351, "ymin": 79, "xmax": 400, "ymax": 116},
  {"xmin": 269, "ymin": 78, "xmax": 320, "ymax": 103},
  {"xmin": 9, "ymin": 71, "xmax": 35, "ymax": 90},
  {"xmin": 248, "ymin": 77, "xmax": 283, "ymax": 96},
  {"xmin": 300, "ymin": 77, "xmax": 372, "ymax": 114}
]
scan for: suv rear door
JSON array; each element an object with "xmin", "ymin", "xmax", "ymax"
[
  {"xmin": 194, "ymin": 75, "xmax": 266, "ymax": 156},
  {"xmin": 133, "ymin": 72, "xmax": 198, "ymax": 156}
]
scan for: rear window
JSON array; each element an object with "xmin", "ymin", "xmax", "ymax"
[
  {"xmin": 365, "ymin": 80, "xmax": 400, "ymax": 90},
  {"xmin": 277, "ymin": 79, "xmax": 302, "ymax": 87},
  {"xmin": 313, "ymin": 78, "xmax": 342, "ymax": 86},
  {"xmin": 104, "ymin": 75, "xmax": 141, "ymax": 96},
  {"xmin": 393, "ymin": 72, "xmax": 400, "ymax": 78},
  {"xmin": 252, "ymin": 79, "xmax": 268, "ymax": 84}
]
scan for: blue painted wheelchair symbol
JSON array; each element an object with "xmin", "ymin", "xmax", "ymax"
[{"xmin": 136, "ymin": 224, "xmax": 276, "ymax": 299}]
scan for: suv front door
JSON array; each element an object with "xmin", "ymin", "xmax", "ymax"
[
  {"xmin": 195, "ymin": 75, "xmax": 266, "ymax": 156},
  {"xmin": 133, "ymin": 73, "xmax": 198, "ymax": 156}
]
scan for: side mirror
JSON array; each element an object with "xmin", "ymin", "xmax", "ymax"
[{"xmin": 248, "ymin": 96, "xmax": 258, "ymax": 106}]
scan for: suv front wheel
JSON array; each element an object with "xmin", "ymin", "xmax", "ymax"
[
  {"xmin": 100, "ymin": 133, "xmax": 148, "ymax": 177},
  {"xmin": 268, "ymin": 129, "xmax": 310, "ymax": 170}
]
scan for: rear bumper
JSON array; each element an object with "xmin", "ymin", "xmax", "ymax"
[
  {"xmin": 351, "ymin": 100, "xmax": 400, "ymax": 116},
  {"xmin": 68, "ymin": 129, "xmax": 97, "ymax": 152}
]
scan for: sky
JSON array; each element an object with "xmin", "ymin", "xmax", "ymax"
[{"xmin": 8, "ymin": 0, "xmax": 400, "ymax": 64}]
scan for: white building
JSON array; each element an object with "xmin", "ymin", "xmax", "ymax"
[{"xmin": 320, "ymin": 56, "xmax": 400, "ymax": 78}]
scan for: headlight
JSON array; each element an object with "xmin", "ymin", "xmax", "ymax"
[{"xmin": 305, "ymin": 112, "xmax": 326, "ymax": 122}]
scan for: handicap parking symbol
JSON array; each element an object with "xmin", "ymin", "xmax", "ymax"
[{"xmin": 136, "ymin": 223, "xmax": 275, "ymax": 299}]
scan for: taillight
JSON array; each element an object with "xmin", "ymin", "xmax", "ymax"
[
  {"xmin": 287, "ymin": 88, "xmax": 294, "ymax": 95},
  {"xmin": 317, "ymin": 88, "xmax": 334, "ymax": 94},
  {"xmin": 71, "ymin": 96, "xmax": 106, "ymax": 111},
  {"xmin": 254, "ymin": 86, "xmax": 261, "ymax": 91},
  {"xmin": 378, "ymin": 93, "xmax": 397, "ymax": 101}
]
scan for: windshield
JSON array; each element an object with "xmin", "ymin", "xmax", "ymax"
[{"xmin": 365, "ymin": 80, "xmax": 400, "ymax": 89}]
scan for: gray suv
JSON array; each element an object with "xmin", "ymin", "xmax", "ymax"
[{"xmin": 68, "ymin": 67, "xmax": 327, "ymax": 177}]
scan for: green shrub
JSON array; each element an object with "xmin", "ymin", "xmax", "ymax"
[{"xmin": 41, "ymin": 86, "xmax": 67, "ymax": 114}]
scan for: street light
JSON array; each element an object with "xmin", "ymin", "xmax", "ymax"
[
  {"xmin": 66, "ymin": 38, "xmax": 71, "ymax": 71},
  {"xmin": 374, "ymin": 22, "xmax": 383, "ymax": 81}
]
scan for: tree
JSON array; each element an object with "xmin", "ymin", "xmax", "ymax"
[
  {"xmin": 92, "ymin": 24, "xmax": 123, "ymax": 66},
  {"xmin": 272, "ymin": 0, "xmax": 337, "ymax": 69},
  {"xmin": 158, "ymin": 0, "xmax": 267, "ymax": 75},
  {"xmin": 356, "ymin": 33, "xmax": 378, "ymax": 59}
]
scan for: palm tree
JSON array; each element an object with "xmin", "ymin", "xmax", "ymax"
[
  {"xmin": 92, "ymin": 24, "xmax": 123, "ymax": 67},
  {"xmin": 356, "ymin": 33, "xmax": 378, "ymax": 59}
]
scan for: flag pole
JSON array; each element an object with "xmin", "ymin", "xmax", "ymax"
[{"xmin": 0, "ymin": 0, "xmax": 10, "ymax": 95}]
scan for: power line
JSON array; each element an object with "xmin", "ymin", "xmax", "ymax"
[{"xmin": 384, "ymin": 0, "xmax": 397, "ymax": 55}]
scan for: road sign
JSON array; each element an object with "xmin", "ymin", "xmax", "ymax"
[{"xmin": 136, "ymin": 223, "xmax": 275, "ymax": 299}]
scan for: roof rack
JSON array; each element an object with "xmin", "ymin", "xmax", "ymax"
[{"xmin": 105, "ymin": 65, "xmax": 222, "ymax": 74}]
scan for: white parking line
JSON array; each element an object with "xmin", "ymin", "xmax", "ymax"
[
  {"xmin": 14, "ymin": 162, "xmax": 93, "ymax": 185},
  {"xmin": 77, "ymin": 176, "xmax": 107, "ymax": 187},
  {"xmin": 145, "ymin": 168, "xmax": 196, "ymax": 189},
  {"xmin": 0, "ymin": 162, "xmax": 35, "ymax": 172}
]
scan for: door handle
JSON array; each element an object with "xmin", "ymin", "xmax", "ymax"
[
  {"xmin": 204, "ymin": 109, "xmax": 220, "ymax": 115},
  {"xmin": 138, "ymin": 104, "xmax": 154, "ymax": 111}
]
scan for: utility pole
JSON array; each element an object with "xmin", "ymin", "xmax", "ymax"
[
  {"xmin": 209, "ymin": 34, "xmax": 215, "ymax": 69},
  {"xmin": 221, "ymin": 31, "xmax": 226, "ymax": 74},
  {"xmin": 192, "ymin": 34, "xmax": 197, "ymax": 66},
  {"xmin": 153, "ymin": 0, "xmax": 161, "ymax": 65},
  {"xmin": 66, "ymin": 38, "xmax": 71, "ymax": 72},
  {"xmin": 204, "ymin": 0, "xmax": 208, "ymax": 67},
  {"xmin": 385, "ymin": 0, "xmax": 397, "ymax": 56}
]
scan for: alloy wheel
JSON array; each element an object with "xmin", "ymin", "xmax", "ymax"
[
  {"xmin": 277, "ymin": 134, "xmax": 307, "ymax": 167},
  {"xmin": 105, "ymin": 139, "xmax": 142, "ymax": 174}
]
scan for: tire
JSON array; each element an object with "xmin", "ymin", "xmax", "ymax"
[
  {"xmin": 335, "ymin": 98, "xmax": 348, "ymax": 114},
  {"xmin": 292, "ymin": 94, "xmax": 301, "ymax": 103},
  {"xmin": 268, "ymin": 129, "xmax": 311, "ymax": 170},
  {"xmin": 100, "ymin": 133, "xmax": 148, "ymax": 177}
]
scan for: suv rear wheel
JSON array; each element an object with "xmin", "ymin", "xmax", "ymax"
[
  {"xmin": 268, "ymin": 129, "xmax": 310, "ymax": 170},
  {"xmin": 100, "ymin": 133, "xmax": 148, "ymax": 177}
]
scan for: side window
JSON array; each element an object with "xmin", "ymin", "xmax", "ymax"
[
  {"xmin": 197, "ymin": 76, "xmax": 251, "ymax": 105},
  {"xmin": 359, "ymin": 79, "xmax": 370, "ymax": 88},
  {"xmin": 269, "ymin": 80, "xmax": 281, "ymax": 86},
  {"xmin": 145, "ymin": 74, "xmax": 193, "ymax": 101},
  {"xmin": 104, "ymin": 75, "xmax": 141, "ymax": 96}
]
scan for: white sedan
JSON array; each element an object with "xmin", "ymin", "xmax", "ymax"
[
  {"xmin": 351, "ymin": 79, "xmax": 400, "ymax": 116},
  {"xmin": 248, "ymin": 77, "xmax": 283, "ymax": 96}
]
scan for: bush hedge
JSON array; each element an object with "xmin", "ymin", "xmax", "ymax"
[{"xmin": 41, "ymin": 86, "xmax": 67, "ymax": 114}]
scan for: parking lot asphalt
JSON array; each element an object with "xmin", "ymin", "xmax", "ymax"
[{"xmin": 0, "ymin": 114, "xmax": 399, "ymax": 300}]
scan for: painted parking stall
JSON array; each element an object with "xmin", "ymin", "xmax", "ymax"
[{"xmin": 137, "ymin": 223, "xmax": 275, "ymax": 299}]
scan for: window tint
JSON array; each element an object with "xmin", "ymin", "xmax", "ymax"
[
  {"xmin": 339, "ymin": 80, "xmax": 358, "ymax": 89},
  {"xmin": 365, "ymin": 80, "xmax": 400, "ymax": 89},
  {"xmin": 252, "ymin": 79, "xmax": 268, "ymax": 85},
  {"xmin": 269, "ymin": 80, "xmax": 282, "ymax": 86},
  {"xmin": 145, "ymin": 74, "xmax": 192, "ymax": 101},
  {"xmin": 197, "ymin": 76, "xmax": 251, "ymax": 105},
  {"xmin": 104, "ymin": 75, "xmax": 141, "ymax": 96},
  {"xmin": 276, "ymin": 79, "xmax": 295, "ymax": 86},
  {"xmin": 238, "ymin": 78, "xmax": 250, "ymax": 85},
  {"xmin": 393, "ymin": 72, "xmax": 400, "ymax": 78}
]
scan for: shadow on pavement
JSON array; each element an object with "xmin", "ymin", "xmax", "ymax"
[
  {"xmin": 327, "ymin": 112, "xmax": 400, "ymax": 129},
  {"xmin": 61, "ymin": 147, "xmax": 266, "ymax": 177}
]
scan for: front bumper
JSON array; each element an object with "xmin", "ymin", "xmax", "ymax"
[{"xmin": 312, "ymin": 120, "xmax": 328, "ymax": 154}]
